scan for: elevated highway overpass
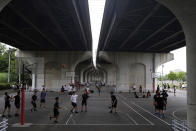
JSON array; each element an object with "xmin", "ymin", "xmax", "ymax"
[{"xmin": 0, "ymin": 0, "xmax": 196, "ymax": 129}]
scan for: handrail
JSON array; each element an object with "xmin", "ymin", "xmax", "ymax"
[
  {"xmin": 172, "ymin": 119, "xmax": 192, "ymax": 131},
  {"xmin": 0, "ymin": 119, "xmax": 8, "ymax": 131}
]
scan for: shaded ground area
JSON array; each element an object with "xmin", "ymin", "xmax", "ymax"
[{"xmin": 0, "ymin": 86, "xmax": 187, "ymax": 131}]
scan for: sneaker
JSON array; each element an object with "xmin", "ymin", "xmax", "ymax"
[
  {"xmin": 160, "ymin": 114, "xmax": 165, "ymax": 118},
  {"xmin": 54, "ymin": 120, "xmax": 58, "ymax": 123},
  {"xmin": 75, "ymin": 111, "xmax": 78, "ymax": 114},
  {"xmin": 154, "ymin": 112, "xmax": 159, "ymax": 116},
  {"xmin": 2, "ymin": 115, "xmax": 6, "ymax": 117}
]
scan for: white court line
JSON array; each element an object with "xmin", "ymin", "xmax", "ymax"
[
  {"xmin": 122, "ymin": 101, "xmax": 154, "ymax": 126},
  {"xmin": 126, "ymin": 113, "xmax": 139, "ymax": 125},
  {"xmin": 10, "ymin": 123, "xmax": 153, "ymax": 126},
  {"xmin": 172, "ymin": 110, "xmax": 178, "ymax": 120},
  {"xmin": 119, "ymin": 95, "xmax": 171, "ymax": 126},
  {"xmin": 67, "ymin": 124, "xmax": 152, "ymax": 126},
  {"xmin": 89, "ymin": 98, "xmax": 110, "ymax": 100},
  {"xmin": 172, "ymin": 109, "xmax": 185, "ymax": 121},
  {"xmin": 65, "ymin": 114, "xmax": 73, "ymax": 125},
  {"xmin": 131, "ymin": 102, "xmax": 171, "ymax": 126}
]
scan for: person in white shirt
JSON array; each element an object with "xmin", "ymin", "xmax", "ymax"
[
  {"xmin": 68, "ymin": 84, "xmax": 73, "ymax": 95},
  {"xmin": 133, "ymin": 84, "xmax": 136, "ymax": 91},
  {"xmin": 70, "ymin": 92, "xmax": 78, "ymax": 113}
]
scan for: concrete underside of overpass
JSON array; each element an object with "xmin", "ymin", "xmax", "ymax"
[
  {"xmin": 1, "ymin": 0, "xmax": 196, "ymax": 130},
  {"xmin": 16, "ymin": 50, "xmax": 173, "ymax": 92}
]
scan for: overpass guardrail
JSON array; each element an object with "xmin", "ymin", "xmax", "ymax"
[
  {"xmin": 172, "ymin": 119, "xmax": 193, "ymax": 131},
  {"xmin": 0, "ymin": 119, "xmax": 8, "ymax": 131}
]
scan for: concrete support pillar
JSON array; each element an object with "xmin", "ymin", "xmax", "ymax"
[
  {"xmin": 32, "ymin": 73, "xmax": 36, "ymax": 91},
  {"xmin": 156, "ymin": 0, "xmax": 196, "ymax": 129},
  {"xmin": 80, "ymin": 71, "xmax": 83, "ymax": 83},
  {"xmin": 152, "ymin": 53, "xmax": 155, "ymax": 93}
]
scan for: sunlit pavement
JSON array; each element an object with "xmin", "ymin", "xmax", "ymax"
[{"xmin": 0, "ymin": 87, "xmax": 187, "ymax": 131}]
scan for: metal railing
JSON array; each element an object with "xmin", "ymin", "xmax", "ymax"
[
  {"xmin": 172, "ymin": 119, "xmax": 193, "ymax": 131},
  {"xmin": 0, "ymin": 119, "xmax": 8, "ymax": 131}
]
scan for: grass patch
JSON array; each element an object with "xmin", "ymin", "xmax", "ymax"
[{"xmin": 0, "ymin": 73, "xmax": 8, "ymax": 83}]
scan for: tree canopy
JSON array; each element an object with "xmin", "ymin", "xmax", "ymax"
[
  {"xmin": 158, "ymin": 71, "xmax": 186, "ymax": 82},
  {"xmin": 0, "ymin": 43, "xmax": 17, "ymax": 82}
]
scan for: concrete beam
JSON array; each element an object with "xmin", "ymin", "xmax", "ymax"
[
  {"xmin": 8, "ymin": 4, "xmax": 58, "ymax": 49},
  {"xmin": 133, "ymin": 17, "xmax": 177, "ymax": 49},
  {"xmin": 120, "ymin": 4, "xmax": 160, "ymax": 49},
  {"xmin": 146, "ymin": 30, "xmax": 183, "ymax": 50},
  {"xmin": 72, "ymin": 0, "xmax": 88, "ymax": 49},
  {"xmin": 0, "ymin": 34, "xmax": 28, "ymax": 47},
  {"xmin": 0, "ymin": 20, "xmax": 41, "ymax": 47},
  {"xmin": 124, "ymin": 6, "xmax": 153, "ymax": 16},
  {"xmin": 39, "ymin": 0, "xmax": 73, "ymax": 49},
  {"xmin": 158, "ymin": 39, "xmax": 185, "ymax": 51},
  {"xmin": 103, "ymin": 13, "xmax": 117, "ymax": 50}
]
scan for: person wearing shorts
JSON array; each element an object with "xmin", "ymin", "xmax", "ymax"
[
  {"xmin": 157, "ymin": 93, "xmax": 165, "ymax": 118},
  {"xmin": 31, "ymin": 91, "xmax": 37, "ymax": 112},
  {"xmin": 49, "ymin": 97, "xmax": 61, "ymax": 123},
  {"xmin": 110, "ymin": 92, "xmax": 117, "ymax": 113},
  {"xmin": 40, "ymin": 88, "xmax": 46, "ymax": 108},
  {"xmin": 14, "ymin": 91, "xmax": 20, "ymax": 116},
  {"xmin": 153, "ymin": 90, "xmax": 159, "ymax": 115},
  {"xmin": 71, "ymin": 92, "xmax": 78, "ymax": 113},
  {"xmin": 81, "ymin": 91, "xmax": 88, "ymax": 112},
  {"xmin": 2, "ymin": 92, "xmax": 12, "ymax": 117}
]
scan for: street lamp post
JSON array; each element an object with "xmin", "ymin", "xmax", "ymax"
[
  {"xmin": 162, "ymin": 64, "xmax": 164, "ymax": 86},
  {"xmin": 8, "ymin": 51, "xmax": 11, "ymax": 83},
  {"xmin": 8, "ymin": 48, "xmax": 16, "ymax": 83}
]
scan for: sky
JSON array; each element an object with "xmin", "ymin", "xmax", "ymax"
[
  {"xmin": 157, "ymin": 47, "xmax": 186, "ymax": 75},
  {"xmin": 88, "ymin": 0, "xmax": 106, "ymax": 67}
]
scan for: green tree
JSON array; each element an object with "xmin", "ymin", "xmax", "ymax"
[
  {"xmin": 0, "ymin": 43, "xmax": 6, "ymax": 54},
  {"xmin": 176, "ymin": 71, "xmax": 186, "ymax": 82},
  {"xmin": 0, "ymin": 43, "xmax": 17, "ymax": 82},
  {"xmin": 168, "ymin": 71, "xmax": 177, "ymax": 83},
  {"xmin": 0, "ymin": 51, "xmax": 9, "ymax": 72},
  {"xmin": 158, "ymin": 74, "xmax": 168, "ymax": 81}
]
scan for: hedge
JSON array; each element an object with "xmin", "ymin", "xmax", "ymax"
[{"xmin": 0, "ymin": 83, "xmax": 11, "ymax": 90}]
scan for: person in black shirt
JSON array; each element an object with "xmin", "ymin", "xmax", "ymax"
[
  {"xmin": 110, "ymin": 92, "xmax": 117, "ymax": 113},
  {"xmin": 161, "ymin": 90, "xmax": 168, "ymax": 111},
  {"xmin": 14, "ymin": 91, "xmax": 20, "ymax": 116},
  {"xmin": 153, "ymin": 90, "xmax": 159, "ymax": 115},
  {"xmin": 147, "ymin": 90, "xmax": 151, "ymax": 98},
  {"xmin": 60, "ymin": 85, "xmax": 65, "ymax": 95},
  {"xmin": 97, "ymin": 87, "xmax": 101, "ymax": 96},
  {"xmin": 31, "ymin": 91, "xmax": 37, "ymax": 112},
  {"xmin": 157, "ymin": 94, "xmax": 166, "ymax": 118},
  {"xmin": 81, "ymin": 91, "xmax": 89, "ymax": 112},
  {"xmin": 50, "ymin": 97, "xmax": 61, "ymax": 123},
  {"xmin": 2, "ymin": 92, "xmax": 12, "ymax": 117}
]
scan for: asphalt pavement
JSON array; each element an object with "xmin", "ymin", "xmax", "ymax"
[{"xmin": 0, "ymin": 86, "xmax": 187, "ymax": 131}]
